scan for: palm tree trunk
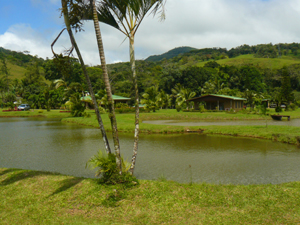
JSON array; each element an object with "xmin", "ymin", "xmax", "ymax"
[
  {"xmin": 129, "ymin": 35, "xmax": 139, "ymax": 175},
  {"xmin": 61, "ymin": 0, "xmax": 111, "ymax": 154},
  {"xmin": 91, "ymin": 0, "xmax": 122, "ymax": 173}
]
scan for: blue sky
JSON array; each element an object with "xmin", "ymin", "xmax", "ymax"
[
  {"xmin": 1, "ymin": 0, "xmax": 300, "ymax": 65},
  {"xmin": 0, "ymin": 1, "xmax": 62, "ymax": 33}
]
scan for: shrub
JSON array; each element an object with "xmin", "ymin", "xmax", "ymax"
[
  {"xmin": 176, "ymin": 105, "xmax": 182, "ymax": 112},
  {"xmin": 275, "ymin": 106, "xmax": 282, "ymax": 112},
  {"xmin": 86, "ymin": 151, "xmax": 138, "ymax": 185},
  {"xmin": 289, "ymin": 103, "xmax": 298, "ymax": 111},
  {"xmin": 199, "ymin": 105, "xmax": 206, "ymax": 113},
  {"xmin": 71, "ymin": 101, "xmax": 85, "ymax": 117}
]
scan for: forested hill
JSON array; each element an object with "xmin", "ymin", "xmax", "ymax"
[
  {"xmin": 145, "ymin": 46, "xmax": 196, "ymax": 62},
  {"xmin": 0, "ymin": 47, "xmax": 43, "ymax": 67},
  {"xmin": 1, "ymin": 43, "xmax": 300, "ymax": 109}
]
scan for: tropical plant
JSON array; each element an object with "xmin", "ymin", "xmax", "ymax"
[
  {"xmin": 96, "ymin": 0, "xmax": 166, "ymax": 175},
  {"xmin": 172, "ymin": 84, "xmax": 196, "ymax": 110},
  {"xmin": 141, "ymin": 85, "xmax": 160, "ymax": 112},
  {"xmin": 86, "ymin": 150, "xmax": 136, "ymax": 185},
  {"xmin": 70, "ymin": 92, "xmax": 86, "ymax": 117},
  {"xmin": 157, "ymin": 90, "xmax": 171, "ymax": 109}
]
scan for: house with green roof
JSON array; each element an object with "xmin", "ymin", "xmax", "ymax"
[
  {"xmin": 187, "ymin": 94, "xmax": 246, "ymax": 111},
  {"xmin": 81, "ymin": 94, "xmax": 131, "ymax": 108}
]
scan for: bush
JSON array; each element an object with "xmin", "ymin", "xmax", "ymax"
[
  {"xmin": 71, "ymin": 101, "xmax": 85, "ymax": 117},
  {"xmin": 199, "ymin": 105, "xmax": 206, "ymax": 113},
  {"xmin": 226, "ymin": 108, "xmax": 236, "ymax": 114},
  {"xmin": 289, "ymin": 103, "xmax": 298, "ymax": 111},
  {"xmin": 275, "ymin": 106, "xmax": 282, "ymax": 112},
  {"xmin": 86, "ymin": 151, "xmax": 138, "ymax": 185},
  {"xmin": 176, "ymin": 105, "xmax": 182, "ymax": 112}
]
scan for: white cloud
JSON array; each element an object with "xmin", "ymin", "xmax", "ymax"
[{"xmin": 1, "ymin": 0, "xmax": 300, "ymax": 65}]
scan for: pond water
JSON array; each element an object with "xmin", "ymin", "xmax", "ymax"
[{"xmin": 1, "ymin": 117, "xmax": 300, "ymax": 185}]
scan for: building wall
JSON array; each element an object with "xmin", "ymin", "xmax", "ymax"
[{"xmin": 191, "ymin": 98, "xmax": 244, "ymax": 111}]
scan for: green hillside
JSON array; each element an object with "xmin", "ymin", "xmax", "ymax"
[
  {"xmin": 4, "ymin": 61, "xmax": 27, "ymax": 80},
  {"xmin": 145, "ymin": 46, "xmax": 196, "ymax": 62},
  {"xmin": 196, "ymin": 54, "xmax": 300, "ymax": 69}
]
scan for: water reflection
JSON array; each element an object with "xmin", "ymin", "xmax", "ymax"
[{"xmin": 0, "ymin": 118, "xmax": 299, "ymax": 184}]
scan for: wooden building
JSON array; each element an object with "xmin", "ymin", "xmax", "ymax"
[{"xmin": 187, "ymin": 94, "xmax": 246, "ymax": 111}]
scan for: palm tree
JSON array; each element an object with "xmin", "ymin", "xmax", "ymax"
[
  {"xmin": 172, "ymin": 84, "xmax": 196, "ymax": 110},
  {"xmin": 60, "ymin": 0, "xmax": 111, "ymax": 154},
  {"xmin": 95, "ymin": 0, "xmax": 166, "ymax": 175},
  {"xmin": 141, "ymin": 85, "xmax": 159, "ymax": 112},
  {"xmin": 89, "ymin": 0, "xmax": 122, "ymax": 173}
]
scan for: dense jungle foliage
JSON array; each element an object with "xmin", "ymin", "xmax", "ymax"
[{"xmin": 1, "ymin": 42, "xmax": 300, "ymax": 111}]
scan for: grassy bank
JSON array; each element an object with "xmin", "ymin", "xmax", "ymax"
[
  {"xmin": 62, "ymin": 109, "xmax": 300, "ymax": 145},
  {"xmin": 1, "ymin": 168, "xmax": 300, "ymax": 224},
  {"xmin": 0, "ymin": 109, "xmax": 72, "ymax": 118},
  {"xmin": 1, "ymin": 108, "xmax": 300, "ymax": 144}
]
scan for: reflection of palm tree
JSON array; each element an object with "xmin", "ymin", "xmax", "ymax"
[{"xmin": 96, "ymin": 0, "xmax": 166, "ymax": 174}]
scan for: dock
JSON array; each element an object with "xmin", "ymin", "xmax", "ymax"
[{"xmin": 271, "ymin": 115, "xmax": 290, "ymax": 121}]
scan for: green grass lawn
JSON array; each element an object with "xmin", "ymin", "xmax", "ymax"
[{"xmin": 1, "ymin": 168, "xmax": 300, "ymax": 224}]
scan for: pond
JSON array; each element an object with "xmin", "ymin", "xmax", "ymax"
[{"xmin": 1, "ymin": 117, "xmax": 300, "ymax": 185}]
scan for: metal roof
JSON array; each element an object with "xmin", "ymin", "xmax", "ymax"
[
  {"xmin": 187, "ymin": 94, "xmax": 247, "ymax": 101},
  {"xmin": 81, "ymin": 95, "xmax": 131, "ymax": 101}
]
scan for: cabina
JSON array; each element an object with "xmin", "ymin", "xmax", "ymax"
[{"xmin": 187, "ymin": 94, "xmax": 246, "ymax": 111}]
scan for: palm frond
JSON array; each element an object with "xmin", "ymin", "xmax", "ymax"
[{"xmin": 97, "ymin": 1, "xmax": 121, "ymax": 31}]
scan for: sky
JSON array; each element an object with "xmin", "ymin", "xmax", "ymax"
[{"xmin": 1, "ymin": 0, "xmax": 300, "ymax": 65}]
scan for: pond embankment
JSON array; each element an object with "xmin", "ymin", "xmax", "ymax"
[{"xmin": 62, "ymin": 109, "xmax": 300, "ymax": 145}]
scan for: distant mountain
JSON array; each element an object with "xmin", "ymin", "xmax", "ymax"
[{"xmin": 145, "ymin": 46, "xmax": 197, "ymax": 62}]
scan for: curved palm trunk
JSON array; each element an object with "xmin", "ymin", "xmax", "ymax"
[
  {"xmin": 61, "ymin": 0, "xmax": 111, "ymax": 154},
  {"xmin": 91, "ymin": 0, "xmax": 122, "ymax": 173},
  {"xmin": 129, "ymin": 35, "xmax": 139, "ymax": 175}
]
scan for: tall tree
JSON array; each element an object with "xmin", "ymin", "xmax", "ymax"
[
  {"xmin": 90, "ymin": 0, "xmax": 122, "ymax": 173},
  {"xmin": 280, "ymin": 66, "xmax": 293, "ymax": 105},
  {"xmin": 60, "ymin": 0, "xmax": 111, "ymax": 154},
  {"xmin": 0, "ymin": 54, "xmax": 11, "ymax": 92},
  {"xmin": 96, "ymin": 0, "xmax": 166, "ymax": 175}
]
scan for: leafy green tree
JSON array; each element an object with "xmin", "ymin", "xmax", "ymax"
[
  {"xmin": 239, "ymin": 65, "xmax": 265, "ymax": 92},
  {"xmin": 0, "ymin": 54, "xmax": 11, "ymax": 92},
  {"xmin": 280, "ymin": 66, "xmax": 293, "ymax": 105}
]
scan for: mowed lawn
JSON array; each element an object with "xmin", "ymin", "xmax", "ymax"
[{"xmin": 1, "ymin": 168, "xmax": 300, "ymax": 224}]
